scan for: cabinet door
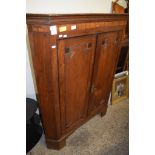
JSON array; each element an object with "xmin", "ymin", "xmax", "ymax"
[
  {"xmin": 88, "ymin": 31, "xmax": 122, "ymax": 111},
  {"xmin": 58, "ymin": 35, "xmax": 96, "ymax": 133}
]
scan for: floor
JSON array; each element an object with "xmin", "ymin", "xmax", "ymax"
[{"xmin": 27, "ymin": 100, "xmax": 129, "ymax": 155}]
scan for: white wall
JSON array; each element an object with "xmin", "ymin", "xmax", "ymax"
[
  {"xmin": 26, "ymin": 0, "xmax": 112, "ymax": 99},
  {"xmin": 26, "ymin": 48, "xmax": 36, "ymax": 100},
  {"xmin": 26, "ymin": 0, "xmax": 112, "ymax": 14},
  {"xmin": 26, "ymin": 28, "xmax": 37, "ymax": 100}
]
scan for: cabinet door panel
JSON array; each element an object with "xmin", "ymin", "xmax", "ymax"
[
  {"xmin": 58, "ymin": 35, "xmax": 96, "ymax": 133},
  {"xmin": 88, "ymin": 31, "xmax": 122, "ymax": 111}
]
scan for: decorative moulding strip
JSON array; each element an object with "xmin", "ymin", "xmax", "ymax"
[{"xmin": 26, "ymin": 13, "xmax": 129, "ymax": 25}]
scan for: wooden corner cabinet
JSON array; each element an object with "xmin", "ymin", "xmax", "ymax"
[{"xmin": 26, "ymin": 13, "xmax": 128, "ymax": 150}]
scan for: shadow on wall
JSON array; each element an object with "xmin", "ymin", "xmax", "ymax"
[{"xmin": 26, "ymin": 28, "xmax": 38, "ymax": 98}]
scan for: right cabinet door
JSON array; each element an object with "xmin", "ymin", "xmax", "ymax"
[{"xmin": 88, "ymin": 31, "xmax": 122, "ymax": 111}]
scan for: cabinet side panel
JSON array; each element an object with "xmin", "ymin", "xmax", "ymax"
[{"xmin": 28, "ymin": 31, "xmax": 61, "ymax": 139}]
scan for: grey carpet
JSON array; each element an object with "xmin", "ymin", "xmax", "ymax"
[{"xmin": 27, "ymin": 100, "xmax": 129, "ymax": 155}]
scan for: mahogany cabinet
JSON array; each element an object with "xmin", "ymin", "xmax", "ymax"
[{"xmin": 26, "ymin": 13, "xmax": 128, "ymax": 149}]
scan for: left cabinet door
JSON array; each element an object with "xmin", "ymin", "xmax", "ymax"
[{"xmin": 58, "ymin": 35, "xmax": 96, "ymax": 134}]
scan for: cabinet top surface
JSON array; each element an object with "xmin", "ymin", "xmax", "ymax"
[{"xmin": 26, "ymin": 13, "xmax": 128, "ymax": 25}]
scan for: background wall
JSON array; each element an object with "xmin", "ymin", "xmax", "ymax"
[
  {"xmin": 26, "ymin": 0, "xmax": 112, "ymax": 13},
  {"xmin": 26, "ymin": 0, "xmax": 112, "ymax": 99}
]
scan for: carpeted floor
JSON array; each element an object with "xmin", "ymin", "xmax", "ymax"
[{"xmin": 27, "ymin": 100, "xmax": 129, "ymax": 155}]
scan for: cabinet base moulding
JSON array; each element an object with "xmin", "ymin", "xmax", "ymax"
[{"xmin": 46, "ymin": 138, "xmax": 66, "ymax": 150}]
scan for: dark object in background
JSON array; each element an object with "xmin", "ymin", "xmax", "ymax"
[
  {"xmin": 26, "ymin": 124, "xmax": 42, "ymax": 153},
  {"xmin": 26, "ymin": 98, "xmax": 37, "ymax": 121},
  {"xmin": 116, "ymin": 46, "xmax": 129, "ymax": 73},
  {"xmin": 26, "ymin": 98, "xmax": 43, "ymax": 153}
]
